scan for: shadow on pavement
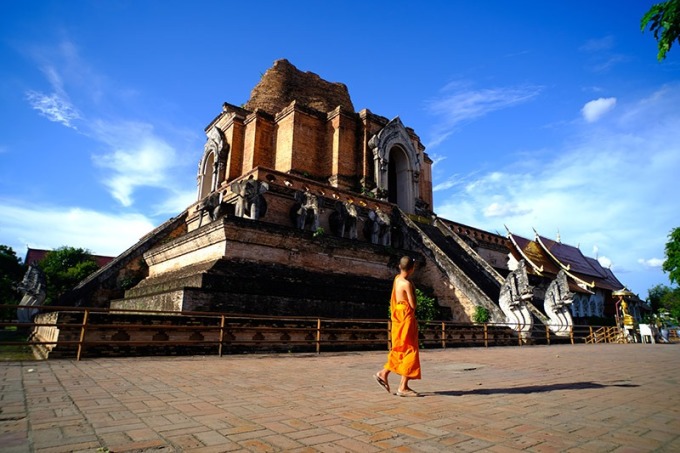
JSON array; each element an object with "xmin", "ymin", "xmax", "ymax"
[{"xmin": 425, "ymin": 381, "xmax": 639, "ymax": 396}]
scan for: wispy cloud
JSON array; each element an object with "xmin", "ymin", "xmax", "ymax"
[
  {"xmin": 25, "ymin": 90, "xmax": 80, "ymax": 128},
  {"xmin": 425, "ymin": 83, "xmax": 542, "ymax": 148},
  {"xmin": 580, "ymin": 36, "xmax": 615, "ymax": 52},
  {"xmin": 432, "ymin": 176, "xmax": 462, "ymax": 192},
  {"xmin": 23, "ymin": 37, "xmax": 198, "ymax": 210},
  {"xmin": 580, "ymin": 35, "xmax": 628, "ymax": 72},
  {"xmin": 433, "ymin": 84, "xmax": 680, "ymax": 295},
  {"xmin": 91, "ymin": 120, "xmax": 187, "ymax": 207},
  {"xmin": 23, "ymin": 39, "xmax": 88, "ymax": 129},
  {"xmin": 581, "ymin": 97, "xmax": 617, "ymax": 122}
]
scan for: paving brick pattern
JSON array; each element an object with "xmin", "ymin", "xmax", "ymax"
[{"xmin": 1, "ymin": 343, "xmax": 679, "ymax": 452}]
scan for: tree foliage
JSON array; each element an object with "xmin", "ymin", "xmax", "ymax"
[
  {"xmin": 647, "ymin": 283, "xmax": 680, "ymax": 319},
  {"xmin": 647, "ymin": 283, "xmax": 671, "ymax": 312},
  {"xmin": 415, "ymin": 288, "xmax": 438, "ymax": 327},
  {"xmin": 660, "ymin": 288, "xmax": 680, "ymax": 322},
  {"xmin": 641, "ymin": 0, "xmax": 680, "ymax": 60},
  {"xmin": 0, "ymin": 245, "xmax": 25, "ymax": 319},
  {"xmin": 38, "ymin": 246, "xmax": 100, "ymax": 304},
  {"xmin": 662, "ymin": 227, "xmax": 680, "ymax": 285}
]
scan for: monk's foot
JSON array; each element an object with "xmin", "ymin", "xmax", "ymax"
[
  {"xmin": 374, "ymin": 373, "xmax": 390, "ymax": 393},
  {"xmin": 396, "ymin": 388, "xmax": 420, "ymax": 397}
]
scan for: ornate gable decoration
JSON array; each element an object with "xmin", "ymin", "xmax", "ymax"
[
  {"xmin": 368, "ymin": 117, "xmax": 421, "ymax": 181},
  {"xmin": 197, "ymin": 127, "xmax": 229, "ymax": 198}
]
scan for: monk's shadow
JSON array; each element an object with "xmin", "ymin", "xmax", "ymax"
[{"xmin": 425, "ymin": 381, "xmax": 639, "ymax": 397}]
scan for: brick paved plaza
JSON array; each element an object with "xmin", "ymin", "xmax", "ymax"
[{"xmin": 1, "ymin": 343, "xmax": 679, "ymax": 452}]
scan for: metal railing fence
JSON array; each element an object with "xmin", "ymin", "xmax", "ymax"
[{"xmin": 0, "ymin": 304, "xmax": 643, "ymax": 360}]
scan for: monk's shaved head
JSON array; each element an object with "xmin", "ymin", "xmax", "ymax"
[{"xmin": 399, "ymin": 256, "xmax": 415, "ymax": 272}]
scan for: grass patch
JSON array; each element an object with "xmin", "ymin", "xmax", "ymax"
[{"xmin": 0, "ymin": 328, "xmax": 37, "ymax": 361}]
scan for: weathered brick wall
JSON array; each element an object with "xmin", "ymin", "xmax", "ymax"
[
  {"xmin": 291, "ymin": 107, "xmax": 326, "ymax": 178},
  {"xmin": 245, "ymin": 59, "xmax": 354, "ymax": 116},
  {"xmin": 242, "ymin": 112, "xmax": 275, "ymax": 174},
  {"xmin": 274, "ymin": 110, "xmax": 295, "ymax": 172},
  {"xmin": 205, "ymin": 61, "xmax": 432, "ymax": 201}
]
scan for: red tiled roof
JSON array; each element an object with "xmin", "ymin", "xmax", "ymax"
[
  {"xmin": 506, "ymin": 233, "xmax": 625, "ymax": 293},
  {"xmin": 535, "ymin": 235, "xmax": 607, "ymax": 279},
  {"xmin": 508, "ymin": 233, "xmax": 560, "ymax": 275}
]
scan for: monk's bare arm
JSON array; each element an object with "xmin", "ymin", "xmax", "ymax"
[{"xmin": 403, "ymin": 279, "xmax": 416, "ymax": 311}]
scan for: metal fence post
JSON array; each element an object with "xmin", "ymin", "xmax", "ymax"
[
  {"xmin": 218, "ymin": 315, "xmax": 225, "ymax": 357},
  {"xmin": 316, "ymin": 318, "xmax": 321, "ymax": 354},
  {"xmin": 76, "ymin": 310, "xmax": 89, "ymax": 361},
  {"xmin": 441, "ymin": 321, "xmax": 446, "ymax": 349}
]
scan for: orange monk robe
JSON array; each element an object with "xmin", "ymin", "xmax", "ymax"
[{"xmin": 384, "ymin": 276, "xmax": 421, "ymax": 379}]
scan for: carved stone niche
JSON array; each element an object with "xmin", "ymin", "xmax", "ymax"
[
  {"xmin": 367, "ymin": 117, "xmax": 421, "ymax": 215},
  {"xmin": 197, "ymin": 127, "xmax": 229, "ymax": 200}
]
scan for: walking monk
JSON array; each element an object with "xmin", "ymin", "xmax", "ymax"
[{"xmin": 374, "ymin": 256, "xmax": 421, "ymax": 397}]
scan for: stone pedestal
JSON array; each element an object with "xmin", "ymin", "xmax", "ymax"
[{"xmin": 111, "ymin": 216, "xmax": 400, "ymax": 318}]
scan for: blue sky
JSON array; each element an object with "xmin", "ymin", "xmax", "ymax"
[{"xmin": 1, "ymin": 1, "xmax": 678, "ymax": 299}]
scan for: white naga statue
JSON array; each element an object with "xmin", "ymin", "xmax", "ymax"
[
  {"xmin": 544, "ymin": 270, "xmax": 574, "ymax": 336},
  {"xmin": 499, "ymin": 259, "xmax": 534, "ymax": 339}
]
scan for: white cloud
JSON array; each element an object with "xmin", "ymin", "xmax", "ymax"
[
  {"xmin": 598, "ymin": 256, "xmax": 613, "ymax": 269},
  {"xmin": 25, "ymin": 90, "xmax": 80, "ymax": 128},
  {"xmin": 581, "ymin": 97, "xmax": 616, "ymax": 122},
  {"xmin": 1, "ymin": 200, "xmax": 156, "ymax": 258},
  {"xmin": 425, "ymin": 83, "xmax": 542, "ymax": 148},
  {"xmin": 638, "ymin": 258, "xmax": 664, "ymax": 268},
  {"xmin": 434, "ymin": 84, "xmax": 680, "ymax": 295},
  {"xmin": 23, "ymin": 37, "xmax": 198, "ymax": 210},
  {"xmin": 92, "ymin": 120, "xmax": 187, "ymax": 207},
  {"xmin": 151, "ymin": 189, "xmax": 197, "ymax": 216},
  {"xmin": 483, "ymin": 201, "xmax": 531, "ymax": 218},
  {"xmin": 433, "ymin": 176, "xmax": 461, "ymax": 192}
]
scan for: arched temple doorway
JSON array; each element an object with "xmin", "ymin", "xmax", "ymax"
[
  {"xmin": 368, "ymin": 117, "xmax": 422, "ymax": 215},
  {"xmin": 198, "ymin": 153, "xmax": 215, "ymax": 199},
  {"xmin": 388, "ymin": 146, "xmax": 411, "ymax": 212}
]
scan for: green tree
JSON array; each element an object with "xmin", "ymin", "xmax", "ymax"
[
  {"xmin": 38, "ymin": 246, "xmax": 100, "ymax": 304},
  {"xmin": 641, "ymin": 0, "xmax": 680, "ymax": 60},
  {"xmin": 647, "ymin": 283, "xmax": 672, "ymax": 312},
  {"xmin": 662, "ymin": 227, "xmax": 680, "ymax": 285},
  {"xmin": 0, "ymin": 245, "xmax": 26, "ymax": 320},
  {"xmin": 660, "ymin": 286, "xmax": 680, "ymax": 322},
  {"xmin": 415, "ymin": 288, "xmax": 438, "ymax": 328}
]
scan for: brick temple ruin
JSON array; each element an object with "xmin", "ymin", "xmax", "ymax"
[{"xmin": 37, "ymin": 59, "xmax": 638, "ymax": 355}]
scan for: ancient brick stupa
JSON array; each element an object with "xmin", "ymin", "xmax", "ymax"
[{"xmin": 69, "ymin": 59, "xmax": 630, "ymax": 336}]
